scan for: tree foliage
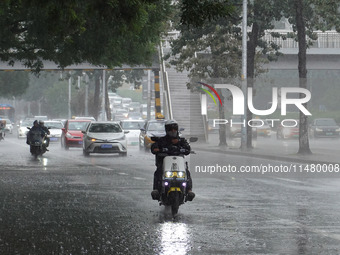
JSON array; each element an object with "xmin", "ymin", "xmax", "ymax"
[
  {"xmin": 168, "ymin": 0, "xmax": 285, "ymax": 146},
  {"xmin": 169, "ymin": 0, "xmax": 340, "ymax": 151},
  {"xmin": 0, "ymin": 0, "xmax": 172, "ymax": 72},
  {"xmin": 179, "ymin": 0, "xmax": 235, "ymax": 27},
  {"xmin": 245, "ymin": 0, "xmax": 284, "ymax": 148},
  {"xmin": 280, "ymin": 0, "xmax": 340, "ymax": 154},
  {"xmin": 0, "ymin": 72, "xmax": 29, "ymax": 97},
  {"xmin": 169, "ymin": 19, "xmax": 243, "ymax": 81}
]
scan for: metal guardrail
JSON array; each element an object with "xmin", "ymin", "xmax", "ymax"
[
  {"xmin": 159, "ymin": 42, "xmax": 173, "ymax": 120},
  {"xmin": 163, "ymin": 30, "xmax": 340, "ymax": 49},
  {"xmin": 264, "ymin": 31, "xmax": 340, "ymax": 48},
  {"xmin": 161, "ymin": 31, "xmax": 180, "ymax": 48}
]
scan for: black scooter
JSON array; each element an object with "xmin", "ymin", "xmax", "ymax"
[
  {"xmin": 151, "ymin": 137, "xmax": 197, "ymax": 217},
  {"xmin": 27, "ymin": 127, "xmax": 48, "ymax": 158}
]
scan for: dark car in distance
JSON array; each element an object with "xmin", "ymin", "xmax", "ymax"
[
  {"xmin": 139, "ymin": 119, "xmax": 167, "ymax": 151},
  {"xmin": 309, "ymin": 118, "xmax": 340, "ymax": 138}
]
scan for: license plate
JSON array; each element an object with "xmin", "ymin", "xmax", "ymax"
[
  {"xmin": 326, "ymin": 132, "xmax": 333, "ymax": 135},
  {"xmin": 131, "ymin": 142, "xmax": 139, "ymax": 145},
  {"xmin": 101, "ymin": 144, "xmax": 112, "ymax": 149},
  {"xmin": 78, "ymin": 141, "xmax": 83, "ymax": 144},
  {"xmin": 50, "ymin": 137, "xmax": 58, "ymax": 141}
]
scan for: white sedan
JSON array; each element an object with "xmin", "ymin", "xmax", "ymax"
[
  {"xmin": 120, "ymin": 119, "xmax": 146, "ymax": 146},
  {"xmin": 17, "ymin": 119, "xmax": 33, "ymax": 138},
  {"xmin": 44, "ymin": 121, "xmax": 64, "ymax": 142},
  {"xmin": 82, "ymin": 121, "xmax": 128, "ymax": 156}
]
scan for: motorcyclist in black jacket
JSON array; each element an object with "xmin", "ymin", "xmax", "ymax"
[
  {"xmin": 26, "ymin": 120, "xmax": 45, "ymax": 144},
  {"xmin": 0, "ymin": 119, "xmax": 6, "ymax": 140},
  {"xmin": 39, "ymin": 120, "xmax": 50, "ymax": 151},
  {"xmin": 151, "ymin": 120, "xmax": 195, "ymax": 201}
]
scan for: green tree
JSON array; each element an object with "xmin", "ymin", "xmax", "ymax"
[
  {"xmin": 0, "ymin": 72, "xmax": 29, "ymax": 97},
  {"xmin": 0, "ymin": 0, "xmax": 172, "ymax": 72},
  {"xmin": 245, "ymin": 0, "xmax": 284, "ymax": 148},
  {"xmin": 44, "ymin": 80, "xmax": 69, "ymax": 118},
  {"xmin": 23, "ymin": 71, "xmax": 91, "ymax": 118},
  {"xmin": 179, "ymin": 0, "xmax": 235, "ymax": 27},
  {"xmin": 24, "ymin": 72, "xmax": 60, "ymax": 102},
  {"xmin": 89, "ymin": 69, "xmax": 146, "ymax": 120},
  {"xmin": 168, "ymin": 17, "xmax": 243, "ymax": 146},
  {"xmin": 168, "ymin": 1, "xmax": 284, "ymax": 146},
  {"xmin": 281, "ymin": 0, "xmax": 340, "ymax": 154}
]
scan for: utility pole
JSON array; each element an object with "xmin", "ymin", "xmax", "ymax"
[
  {"xmin": 84, "ymin": 73, "xmax": 89, "ymax": 116},
  {"xmin": 102, "ymin": 70, "xmax": 106, "ymax": 121},
  {"xmin": 241, "ymin": 0, "xmax": 248, "ymax": 150},
  {"xmin": 147, "ymin": 70, "xmax": 151, "ymax": 120},
  {"xmin": 68, "ymin": 76, "xmax": 72, "ymax": 119}
]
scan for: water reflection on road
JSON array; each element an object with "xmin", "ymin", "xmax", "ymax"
[{"xmin": 159, "ymin": 221, "xmax": 191, "ymax": 255}]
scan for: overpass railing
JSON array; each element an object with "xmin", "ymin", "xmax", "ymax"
[{"xmin": 162, "ymin": 30, "xmax": 340, "ymax": 49}]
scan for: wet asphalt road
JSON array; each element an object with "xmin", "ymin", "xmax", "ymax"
[{"xmin": 1, "ymin": 134, "xmax": 340, "ymax": 254}]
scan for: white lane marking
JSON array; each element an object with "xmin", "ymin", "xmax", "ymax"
[
  {"xmin": 133, "ymin": 177, "xmax": 146, "ymax": 180},
  {"xmin": 275, "ymin": 178, "xmax": 304, "ymax": 183}
]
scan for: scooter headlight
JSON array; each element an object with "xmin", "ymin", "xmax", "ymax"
[
  {"xmin": 177, "ymin": 171, "xmax": 185, "ymax": 178},
  {"xmin": 165, "ymin": 171, "xmax": 173, "ymax": 178},
  {"xmin": 164, "ymin": 171, "xmax": 186, "ymax": 178}
]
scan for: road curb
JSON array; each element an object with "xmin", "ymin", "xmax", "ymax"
[{"xmin": 193, "ymin": 145, "xmax": 339, "ymax": 165}]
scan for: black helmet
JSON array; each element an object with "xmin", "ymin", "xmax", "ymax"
[
  {"xmin": 165, "ymin": 120, "xmax": 178, "ymax": 137},
  {"xmin": 33, "ymin": 120, "xmax": 38, "ymax": 125},
  {"xmin": 165, "ymin": 120, "xmax": 178, "ymax": 131}
]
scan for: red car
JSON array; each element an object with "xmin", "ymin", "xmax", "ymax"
[{"xmin": 61, "ymin": 119, "xmax": 92, "ymax": 150}]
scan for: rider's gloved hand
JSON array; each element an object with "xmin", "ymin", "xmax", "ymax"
[
  {"xmin": 162, "ymin": 148, "xmax": 169, "ymax": 152},
  {"xmin": 171, "ymin": 138, "xmax": 179, "ymax": 144}
]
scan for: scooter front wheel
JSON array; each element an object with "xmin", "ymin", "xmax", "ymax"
[{"xmin": 171, "ymin": 192, "xmax": 180, "ymax": 217}]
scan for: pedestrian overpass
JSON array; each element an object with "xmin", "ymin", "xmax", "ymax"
[
  {"xmin": 1, "ymin": 29, "xmax": 340, "ymax": 142},
  {"xmin": 161, "ymin": 30, "xmax": 340, "ymax": 142}
]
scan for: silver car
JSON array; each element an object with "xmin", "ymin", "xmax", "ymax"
[
  {"xmin": 44, "ymin": 120, "xmax": 64, "ymax": 142},
  {"xmin": 82, "ymin": 121, "xmax": 128, "ymax": 156}
]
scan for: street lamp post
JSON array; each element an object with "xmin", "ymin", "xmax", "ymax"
[{"xmin": 84, "ymin": 73, "xmax": 89, "ymax": 116}]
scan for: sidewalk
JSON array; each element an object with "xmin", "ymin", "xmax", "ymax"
[{"xmin": 191, "ymin": 134, "xmax": 339, "ymax": 165}]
